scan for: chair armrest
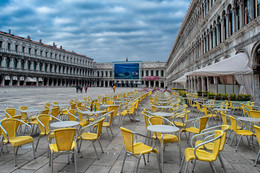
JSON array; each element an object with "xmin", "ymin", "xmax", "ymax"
[
  {"xmin": 68, "ymin": 111, "xmax": 80, "ymax": 121},
  {"xmin": 190, "ymin": 131, "xmax": 215, "ymax": 148}
]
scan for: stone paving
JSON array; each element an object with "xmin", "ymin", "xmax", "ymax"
[{"xmin": 0, "ymin": 87, "xmax": 259, "ymax": 173}]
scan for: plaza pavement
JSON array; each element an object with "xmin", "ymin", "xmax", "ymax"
[{"xmin": 0, "ymin": 87, "xmax": 259, "ymax": 173}]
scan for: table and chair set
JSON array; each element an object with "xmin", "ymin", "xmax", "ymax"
[{"xmin": 0, "ymin": 90, "xmax": 152, "ymax": 172}]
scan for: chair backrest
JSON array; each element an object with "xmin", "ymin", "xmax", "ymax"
[
  {"xmin": 19, "ymin": 106, "xmax": 28, "ymax": 119},
  {"xmin": 106, "ymin": 100, "xmax": 114, "ymax": 105},
  {"xmin": 142, "ymin": 111, "xmax": 150, "ymax": 128},
  {"xmin": 77, "ymin": 102, "xmax": 82, "ymax": 108},
  {"xmin": 254, "ymin": 125, "xmax": 260, "ymax": 146},
  {"xmin": 54, "ymin": 128, "xmax": 76, "ymax": 151},
  {"xmin": 195, "ymin": 101, "xmax": 202, "ymax": 112},
  {"xmin": 250, "ymin": 110, "xmax": 260, "ymax": 118},
  {"xmin": 41, "ymin": 109, "xmax": 49, "ymax": 114},
  {"xmin": 44, "ymin": 103, "xmax": 51, "ymax": 110},
  {"xmin": 51, "ymin": 107, "xmax": 59, "ymax": 117},
  {"xmin": 149, "ymin": 116, "xmax": 163, "ymax": 125},
  {"xmin": 120, "ymin": 127, "xmax": 134, "ymax": 153},
  {"xmin": 199, "ymin": 116, "xmax": 208, "ymax": 133},
  {"xmin": 128, "ymin": 104, "xmax": 136, "ymax": 114},
  {"xmin": 37, "ymin": 114, "xmax": 51, "ymax": 135},
  {"xmin": 5, "ymin": 108, "xmax": 16, "ymax": 118},
  {"xmin": 220, "ymin": 112, "xmax": 228, "ymax": 125},
  {"xmin": 0, "ymin": 118, "xmax": 20, "ymax": 139},
  {"xmin": 68, "ymin": 109, "xmax": 77, "ymax": 121},
  {"xmin": 77, "ymin": 107, "xmax": 84, "ymax": 121},
  {"xmin": 151, "ymin": 105, "xmax": 157, "ymax": 112},
  {"xmin": 211, "ymin": 130, "xmax": 224, "ymax": 160},
  {"xmin": 107, "ymin": 105, "xmax": 119, "ymax": 117},
  {"xmin": 96, "ymin": 118, "xmax": 105, "ymax": 137},
  {"xmin": 229, "ymin": 115, "xmax": 237, "ymax": 132}
]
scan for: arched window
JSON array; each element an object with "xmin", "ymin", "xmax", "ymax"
[
  {"xmin": 161, "ymin": 70, "xmax": 164, "ymax": 76},
  {"xmin": 21, "ymin": 60, "xmax": 24, "ymax": 70},
  {"xmin": 156, "ymin": 70, "xmax": 159, "ymax": 76},
  {"xmin": 257, "ymin": 0, "xmax": 260, "ymax": 17},
  {"xmin": 27, "ymin": 61, "xmax": 31, "ymax": 70},
  {"xmin": 151, "ymin": 70, "xmax": 154, "ymax": 76},
  {"xmin": 244, "ymin": 0, "xmax": 250, "ymax": 24},
  {"xmin": 227, "ymin": 5, "xmax": 233, "ymax": 36},
  {"xmin": 146, "ymin": 70, "xmax": 149, "ymax": 76}
]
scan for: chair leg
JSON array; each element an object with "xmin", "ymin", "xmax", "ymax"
[
  {"xmin": 121, "ymin": 151, "xmax": 127, "ymax": 173},
  {"xmin": 92, "ymin": 141, "xmax": 99, "ymax": 160},
  {"xmin": 210, "ymin": 162, "xmax": 217, "ymax": 173},
  {"xmin": 106, "ymin": 128, "xmax": 111, "ymax": 141},
  {"xmin": 31, "ymin": 141, "xmax": 36, "ymax": 159},
  {"xmin": 218, "ymin": 153, "xmax": 227, "ymax": 173},
  {"xmin": 109, "ymin": 127, "xmax": 114, "ymax": 138},
  {"xmin": 179, "ymin": 156, "xmax": 185, "ymax": 173},
  {"xmin": 97, "ymin": 139, "xmax": 104, "ymax": 153},
  {"xmin": 13, "ymin": 147, "xmax": 17, "ymax": 167},
  {"xmin": 184, "ymin": 161, "xmax": 189, "ymax": 173},
  {"xmin": 156, "ymin": 153, "xmax": 162, "ymax": 173},
  {"xmin": 143, "ymin": 154, "xmax": 146, "ymax": 165},
  {"xmin": 35, "ymin": 135, "xmax": 42, "ymax": 151},
  {"xmin": 235, "ymin": 135, "xmax": 243, "ymax": 152},
  {"xmin": 135, "ymin": 154, "xmax": 142, "ymax": 173},
  {"xmin": 230, "ymin": 133, "xmax": 236, "ymax": 146},
  {"xmin": 77, "ymin": 139, "xmax": 83, "ymax": 153},
  {"xmin": 51, "ymin": 151, "xmax": 54, "ymax": 173},
  {"xmin": 254, "ymin": 147, "xmax": 260, "ymax": 166},
  {"xmin": 191, "ymin": 160, "xmax": 196, "ymax": 172},
  {"xmin": 74, "ymin": 150, "xmax": 77, "ymax": 173}
]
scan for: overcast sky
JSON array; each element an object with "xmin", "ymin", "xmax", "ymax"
[{"xmin": 0, "ymin": 0, "xmax": 190, "ymax": 62}]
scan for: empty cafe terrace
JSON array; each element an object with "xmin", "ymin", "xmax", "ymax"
[{"xmin": 0, "ymin": 87, "xmax": 260, "ymax": 173}]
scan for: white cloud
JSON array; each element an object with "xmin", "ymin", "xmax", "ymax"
[{"xmin": 35, "ymin": 6, "xmax": 57, "ymax": 14}]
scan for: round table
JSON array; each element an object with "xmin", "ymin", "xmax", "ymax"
[
  {"xmin": 238, "ymin": 117, "xmax": 260, "ymax": 122},
  {"xmin": 151, "ymin": 112, "xmax": 173, "ymax": 117},
  {"xmin": 147, "ymin": 125, "xmax": 179, "ymax": 173},
  {"xmin": 50, "ymin": 121, "xmax": 79, "ymax": 128}
]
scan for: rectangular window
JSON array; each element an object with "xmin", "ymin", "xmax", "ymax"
[
  {"xmin": 22, "ymin": 46, "xmax": 25, "ymax": 53},
  {"xmin": 28, "ymin": 48, "xmax": 31, "ymax": 54},
  {"xmin": 7, "ymin": 43, "xmax": 11, "ymax": 50},
  {"xmin": 40, "ymin": 51, "xmax": 43, "ymax": 56},
  {"xmin": 0, "ymin": 41, "xmax": 3, "ymax": 48},
  {"xmin": 258, "ymin": 0, "xmax": 260, "ymax": 17},
  {"xmin": 35, "ymin": 49, "xmax": 37, "ymax": 55},
  {"xmin": 46, "ymin": 52, "xmax": 48, "ymax": 57},
  {"xmin": 15, "ymin": 45, "xmax": 18, "ymax": 52}
]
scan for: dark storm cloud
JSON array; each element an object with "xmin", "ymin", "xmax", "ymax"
[{"xmin": 0, "ymin": 0, "xmax": 190, "ymax": 62}]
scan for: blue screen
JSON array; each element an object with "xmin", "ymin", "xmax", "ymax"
[{"xmin": 114, "ymin": 63, "xmax": 139, "ymax": 79}]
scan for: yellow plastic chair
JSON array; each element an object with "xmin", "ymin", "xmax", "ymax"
[
  {"xmin": 5, "ymin": 108, "xmax": 17, "ymax": 118},
  {"xmin": 77, "ymin": 118, "xmax": 105, "ymax": 159},
  {"xmin": 180, "ymin": 116, "xmax": 208, "ymax": 142},
  {"xmin": 172, "ymin": 111, "xmax": 190, "ymax": 129},
  {"xmin": 50, "ymin": 107, "xmax": 60, "ymax": 121},
  {"xmin": 254, "ymin": 125, "xmax": 260, "ymax": 166},
  {"xmin": 44, "ymin": 103, "xmax": 51, "ymax": 110},
  {"xmin": 101, "ymin": 108, "xmax": 116, "ymax": 140},
  {"xmin": 107, "ymin": 105, "xmax": 119, "ymax": 124},
  {"xmin": 76, "ymin": 108, "xmax": 90, "ymax": 127},
  {"xmin": 0, "ymin": 118, "xmax": 36, "ymax": 167},
  {"xmin": 35, "ymin": 114, "xmax": 62, "ymax": 151},
  {"xmin": 48, "ymin": 128, "xmax": 77, "ymax": 173},
  {"xmin": 194, "ymin": 125, "xmax": 229, "ymax": 173},
  {"xmin": 229, "ymin": 115, "xmax": 254, "ymax": 151},
  {"xmin": 179, "ymin": 130, "xmax": 224, "ymax": 173},
  {"xmin": 120, "ymin": 127, "xmax": 161, "ymax": 173}
]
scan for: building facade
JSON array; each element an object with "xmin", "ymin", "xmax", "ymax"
[
  {"xmin": 0, "ymin": 30, "xmax": 166, "ymax": 88},
  {"xmin": 166, "ymin": 0, "xmax": 260, "ymax": 102},
  {"xmin": 93, "ymin": 61, "xmax": 166, "ymax": 88},
  {"xmin": 0, "ymin": 30, "xmax": 94, "ymax": 87}
]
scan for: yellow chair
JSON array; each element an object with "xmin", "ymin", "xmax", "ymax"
[
  {"xmin": 48, "ymin": 128, "xmax": 77, "ymax": 173},
  {"xmin": 180, "ymin": 116, "xmax": 208, "ymax": 142},
  {"xmin": 254, "ymin": 125, "xmax": 260, "ymax": 166},
  {"xmin": 5, "ymin": 108, "xmax": 17, "ymax": 118},
  {"xmin": 44, "ymin": 103, "xmax": 51, "ymax": 110},
  {"xmin": 194, "ymin": 125, "xmax": 229, "ymax": 173},
  {"xmin": 229, "ymin": 115, "xmax": 254, "ymax": 151},
  {"xmin": 180, "ymin": 130, "xmax": 224, "ymax": 173},
  {"xmin": 107, "ymin": 105, "xmax": 119, "ymax": 124},
  {"xmin": 0, "ymin": 118, "xmax": 36, "ymax": 166},
  {"xmin": 120, "ymin": 127, "xmax": 161, "ymax": 173},
  {"xmin": 172, "ymin": 111, "xmax": 190, "ymax": 129},
  {"xmin": 35, "ymin": 114, "xmax": 61, "ymax": 151},
  {"xmin": 151, "ymin": 105, "xmax": 157, "ymax": 112},
  {"xmin": 120, "ymin": 103, "xmax": 136, "ymax": 122},
  {"xmin": 77, "ymin": 118, "xmax": 105, "ymax": 159},
  {"xmin": 102, "ymin": 108, "xmax": 116, "ymax": 140},
  {"xmin": 76, "ymin": 108, "xmax": 90, "ymax": 127},
  {"xmin": 50, "ymin": 107, "xmax": 60, "ymax": 121}
]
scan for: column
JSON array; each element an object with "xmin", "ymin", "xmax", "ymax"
[
  {"xmin": 10, "ymin": 58, "xmax": 14, "ymax": 68},
  {"xmin": 9, "ymin": 76, "xmax": 13, "ymax": 86},
  {"xmin": 17, "ymin": 59, "xmax": 21, "ymax": 69},
  {"xmin": 233, "ymin": 7, "xmax": 237, "ymax": 33},
  {"xmin": 36, "ymin": 62, "xmax": 40, "ymax": 71},
  {"xmin": 212, "ymin": 28, "xmax": 216, "ymax": 48},
  {"xmin": 221, "ymin": 18, "xmax": 225, "ymax": 42},
  {"xmin": 1, "ymin": 76, "xmax": 5, "ymax": 86},
  {"xmin": 201, "ymin": 77, "xmax": 205, "ymax": 92},
  {"xmin": 1, "ymin": 57, "xmax": 6, "ymax": 67}
]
